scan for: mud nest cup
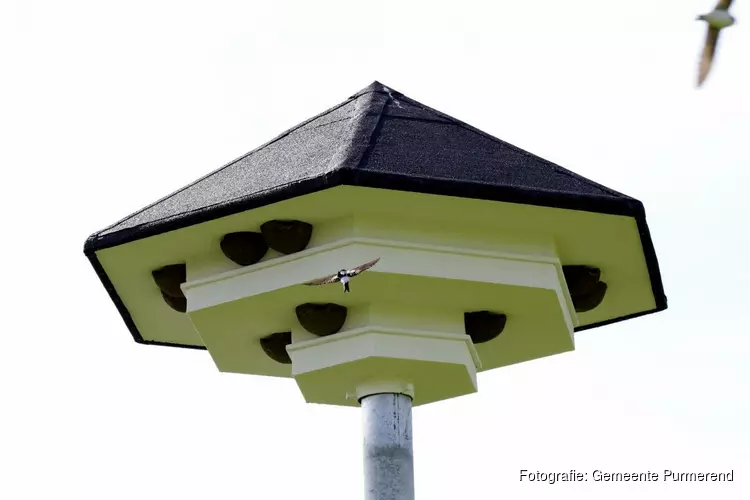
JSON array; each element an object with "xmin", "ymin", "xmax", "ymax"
[
  {"xmin": 464, "ymin": 310, "xmax": 507, "ymax": 344},
  {"xmin": 220, "ymin": 231, "xmax": 268, "ymax": 266},
  {"xmin": 295, "ymin": 303, "xmax": 348, "ymax": 337},
  {"xmin": 152, "ymin": 263, "xmax": 187, "ymax": 312},
  {"xmin": 260, "ymin": 331, "xmax": 293, "ymax": 364},
  {"xmin": 562, "ymin": 265, "xmax": 607, "ymax": 312},
  {"xmin": 261, "ymin": 220, "xmax": 313, "ymax": 255},
  {"xmin": 152, "ymin": 263, "xmax": 186, "ymax": 298}
]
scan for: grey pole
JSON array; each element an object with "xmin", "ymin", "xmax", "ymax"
[{"xmin": 361, "ymin": 393, "xmax": 415, "ymax": 500}]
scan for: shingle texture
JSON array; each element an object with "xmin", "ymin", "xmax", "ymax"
[{"xmin": 87, "ymin": 81, "xmax": 638, "ymax": 251}]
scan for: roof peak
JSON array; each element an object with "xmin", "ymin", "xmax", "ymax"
[{"xmin": 350, "ymin": 81, "xmax": 402, "ymax": 99}]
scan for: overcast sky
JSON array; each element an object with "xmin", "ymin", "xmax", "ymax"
[{"xmin": 2, "ymin": 0, "xmax": 748, "ymax": 498}]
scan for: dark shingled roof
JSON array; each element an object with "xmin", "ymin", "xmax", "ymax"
[
  {"xmin": 84, "ymin": 81, "xmax": 666, "ymax": 348},
  {"xmin": 86, "ymin": 81, "xmax": 646, "ymax": 252}
]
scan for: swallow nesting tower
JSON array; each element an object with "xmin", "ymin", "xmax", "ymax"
[{"xmin": 84, "ymin": 81, "xmax": 667, "ymax": 500}]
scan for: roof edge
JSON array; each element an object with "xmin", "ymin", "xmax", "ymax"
[
  {"xmin": 85, "ymin": 249, "xmax": 147, "ymax": 344},
  {"xmin": 85, "ymin": 168, "xmax": 649, "ymax": 253},
  {"xmin": 633, "ymin": 207, "xmax": 668, "ymax": 311}
]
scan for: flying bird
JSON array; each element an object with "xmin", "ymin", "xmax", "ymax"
[
  {"xmin": 696, "ymin": 0, "xmax": 736, "ymax": 87},
  {"xmin": 304, "ymin": 258, "xmax": 380, "ymax": 293}
]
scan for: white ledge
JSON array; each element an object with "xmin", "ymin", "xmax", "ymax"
[
  {"xmin": 286, "ymin": 325, "xmax": 482, "ymax": 407},
  {"xmin": 286, "ymin": 326, "xmax": 483, "ymax": 370},
  {"xmin": 183, "ymin": 236, "xmax": 561, "ymax": 290},
  {"xmin": 181, "ymin": 237, "xmax": 575, "ymax": 321}
]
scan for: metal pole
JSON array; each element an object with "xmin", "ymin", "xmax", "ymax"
[{"xmin": 361, "ymin": 393, "xmax": 414, "ymax": 500}]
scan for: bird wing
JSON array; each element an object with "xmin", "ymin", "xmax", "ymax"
[
  {"xmin": 698, "ymin": 27, "xmax": 720, "ymax": 86},
  {"xmin": 716, "ymin": 0, "xmax": 733, "ymax": 11},
  {"xmin": 304, "ymin": 273, "xmax": 341, "ymax": 286},
  {"xmin": 346, "ymin": 258, "xmax": 381, "ymax": 277}
]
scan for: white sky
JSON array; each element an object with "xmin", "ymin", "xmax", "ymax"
[{"xmin": 2, "ymin": 0, "xmax": 749, "ymax": 498}]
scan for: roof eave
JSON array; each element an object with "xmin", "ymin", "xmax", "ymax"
[{"xmin": 84, "ymin": 168, "xmax": 646, "ymax": 254}]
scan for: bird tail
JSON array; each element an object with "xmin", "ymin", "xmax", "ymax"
[{"xmin": 344, "ymin": 282, "xmax": 350, "ymax": 293}]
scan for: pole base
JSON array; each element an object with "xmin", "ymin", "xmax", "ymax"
[{"xmin": 350, "ymin": 381, "xmax": 415, "ymax": 403}]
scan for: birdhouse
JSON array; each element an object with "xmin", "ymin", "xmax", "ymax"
[{"xmin": 84, "ymin": 81, "xmax": 667, "ymax": 407}]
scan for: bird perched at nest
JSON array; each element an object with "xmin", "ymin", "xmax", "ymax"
[
  {"xmin": 696, "ymin": 0, "xmax": 737, "ymax": 87},
  {"xmin": 304, "ymin": 258, "xmax": 380, "ymax": 292}
]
